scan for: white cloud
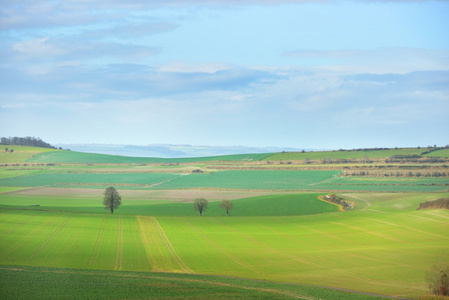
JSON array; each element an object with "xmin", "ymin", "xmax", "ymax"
[{"xmin": 12, "ymin": 37, "xmax": 66, "ymax": 58}]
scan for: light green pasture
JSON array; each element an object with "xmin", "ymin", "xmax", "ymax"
[
  {"xmin": 264, "ymin": 148, "xmax": 424, "ymax": 161},
  {"xmin": 1, "ymin": 199, "xmax": 448, "ymax": 299}
]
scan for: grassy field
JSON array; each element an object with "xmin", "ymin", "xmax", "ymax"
[
  {"xmin": 27, "ymin": 150, "xmax": 273, "ymax": 164},
  {"xmin": 0, "ymin": 193, "xmax": 338, "ymax": 216},
  {"xmin": 0, "ymin": 193, "xmax": 448, "ymax": 299},
  {"xmin": 1, "ymin": 169, "xmax": 446, "ymax": 192},
  {"xmin": 1, "ymin": 146, "xmax": 449, "ymax": 299},
  {"xmin": 426, "ymin": 148, "xmax": 449, "ymax": 158},
  {"xmin": 264, "ymin": 148, "xmax": 425, "ymax": 161},
  {"xmin": 0, "ymin": 265, "xmax": 392, "ymax": 300}
]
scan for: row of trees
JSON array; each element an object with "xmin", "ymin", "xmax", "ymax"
[
  {"xmin": 193, "ymin": 198, "xmax": 234, "ymax": 216},
  {"xmin": 0, "ymin": 136, "xmax": 55, "ymax": 148},
  {"xmin": 418, "ymin": 198, "xmax": 449, "ymax": 210},
  {"xmin": 343, "ymin": 171, "xmax": 449, "ymax": 177},
  {"xmin": 103, "ymin": 187, "xmax": 234, "ymax": 216}
]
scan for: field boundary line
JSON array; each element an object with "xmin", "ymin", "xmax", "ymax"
[
  {"xmin": 147, "ymin": 175, "xmax": 181, "ymax": 188},
  {"xmin": 87, "ymin": 216, "xmax": 106, "ymax": 267},
  {"xmin": 149, "ymin": 216, "xmax": 192, "ymax": 273},
  {"xmin": 180, "ymin": 217, "xmax": 262, "ymax": 274},
  {"xmin": 308, "ymin": 173, "xmax": 341, "ymax": 186},
  {"xmin": 317, "ymin": 195, "xmax": 344, "ymax": 211},
  {"xmin": 115, "ymin": 216, "xmax": 123, "ymax": 270},
  {"xmin": 25, "ymin": 216, "xmax": 71, "ymax": 264},
  {"xmin": 343, "ymin": 194, "xmax": 372, "ymax": 209}
]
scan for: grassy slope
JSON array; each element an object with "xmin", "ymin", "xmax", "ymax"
[
  {"xmin": 0, "ymin": 194, "xmax": 448, "ymax": 299},
  {"xmin": 27, "ymin": 150, "xmax": 273, "ymax": 164},
  {"xmin": 264, "ymin": 148, "xmax": 425, "ymax": 161},
  {"xmin": 0, "ymin": 193, "xmax": 338, "ymax": 216},
  {"xmin": 1, "ymin": 147, "xmax": 449, "ymax": 299},
  {"xmin": 0, "ymin": 146, "xmax": 58, "ymax": 163},
  {"xmin": 0, "ymin": 265, "xmax": 390, "ymax": 300},
  {"xmin": 425, "ymin": 148, "xmax": 449, "ymax": 158},
  {"xmin": 2, "ymin": 146, "xmax": 447, "ymax": 164}
]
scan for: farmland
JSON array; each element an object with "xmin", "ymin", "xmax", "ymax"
[{"xmin": 0, "ymin": 146, "xmax": 448, "ymax": 299}]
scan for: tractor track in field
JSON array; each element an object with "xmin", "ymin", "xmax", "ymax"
[
  {"xmin": 362, "ymin": 217, "xmax": 449, "ymax": 241},
  {"xmin": 149, "ymin": 217, "xmax": 192, "ymax": 273},
  {"xmin": 0, "ymin": 214, "xmax": 38, "ymax": 238},
  {"xmin": 180, "ymin": 217, "xmax": 263, "ymax": 275},
  {"xmin": 343, "ymin": 194, "xmax": 372, "ymax": 209},
  {"xmin": 115, "ymin": 216, "xmax": 123, "ymax": 270},
  {"xmin": 25, "ymin": 216, "xmax": 72, "ymax": 264},
  {"xmin": 87, "ymin": 216, "xmax": 106, "ymax": 267},
  {"xmin": 331, "ymin": 221, "xmax": 406, "ymax": 244},
  {"xmin": 212, "ymin": 217, "xmax": 320, "ymax": 268}
]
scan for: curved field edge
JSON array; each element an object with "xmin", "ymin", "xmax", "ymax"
[
  {"xmin": 263, "ymin": 148, "xmax": 429, "ymax": 161},
  {"xmin": 0, "ymin": 265, "xmax": 396, "ymax": 300},
  {"xmin": 26, "ymin": 150, "xmax": 274, "ymax": 164},
  {"xmin": 0, "ymin": 193, "xmax": 339, "ymax": 216}
]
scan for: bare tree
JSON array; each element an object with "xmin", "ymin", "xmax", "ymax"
[
  {"xmin": 193, "ymin": 198, "xmax": 208, "ymax": 216},
  {"xmin": 219, "ymin": 199, "xmax": 234, "ymax": 216},
  {"xmin": 103, "ymin": 187, "xmax": 121, "ymax": 214}
]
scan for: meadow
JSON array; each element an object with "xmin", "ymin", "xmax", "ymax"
[{"xmin": 0, "ymin": 146, "xmax": 448, "ymax": 299}]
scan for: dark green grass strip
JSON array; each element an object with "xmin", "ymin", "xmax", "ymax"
[
  {"xmin": 0, "ymin": 265, "xmax": 399, "ymax": 300},
  {"xmin": 0, "ymin": 193, "xmax": 337, "ymax": 217}
]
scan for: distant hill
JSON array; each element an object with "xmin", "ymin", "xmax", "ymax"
[
  {"xmin": 27, "ymin": 150, "xmax": 273, "ymax": 164},
  {"xmin": 54, "ymin": 143, "xmax": 307, "ymax": 158}
]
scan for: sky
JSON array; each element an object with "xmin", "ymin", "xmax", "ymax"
[{"xmin": 1, "ymin": 0, "xmax": 448, "ymax": 151}]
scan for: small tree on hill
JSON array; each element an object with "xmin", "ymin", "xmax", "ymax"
[
  {"xmin": 427, "ymin": 261, "xmax": 449, "ymax": 296},
  {"xmin": 103, "ymin": 187, "xmax": 121, "ymax": 214},
  {"xmin": 193, "ymin": 198, "xmax": 208, "ymax": 216},
  {"xmin": 219, "ymin": 199, "xmax": 234, "ymax": 216}
]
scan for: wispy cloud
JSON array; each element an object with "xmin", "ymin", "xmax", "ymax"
[
  {"xmin": 284, "ymin": 48, "xmax": 449, "ymax": 74},
  {"xmin": 1, "ymin": 0, "xmax": 448, "ymax": 148}
]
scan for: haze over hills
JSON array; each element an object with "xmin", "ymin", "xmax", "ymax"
[{"xmin": 54, "ymin": 144, "xmax": 309, "ymax": 158}]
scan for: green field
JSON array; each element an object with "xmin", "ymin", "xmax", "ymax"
[
  {"xmin": 0, "ymin": 194, "xmax": 448, "ymax": 299},
  {"xmin": 1, "ymin": 169, "xmax": 446, "ymax": 192},
  {"xmin": 1, "ymin": 147, "xmax": 449, "ymax": 299},
  {"xmin": 27, "ymin": 150, "xmax": 273, "ymax": 164},
  {"xmin": 0, "ymin": 193, "xmax": 338, "ymax": 216},
  {"xmin": 426, "ymin": 148, "xmax": 449, "ymax": 158},
  {"xmin": 264, "ymin": 148, "xmax": 425, "ymax": 161},
  {"xmin": 0, "ymin": 265, "xmax": 392, "ymax": 300}
]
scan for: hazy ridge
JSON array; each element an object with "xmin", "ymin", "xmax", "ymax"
[{"xmin": 55, "ymin": 144, "xmax": 309, "ymax": 158}]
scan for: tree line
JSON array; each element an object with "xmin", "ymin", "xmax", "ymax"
[
  {"xmin": 417, "ymin": 198, "xmax": 449, "ymax": 210},
  {"xmin": 0, "ymin": 136, "xmax": 55, "ymax": 149},
  {"xmin": 102, "ymin": 187, "xmax": 234, "ymax": 216}
]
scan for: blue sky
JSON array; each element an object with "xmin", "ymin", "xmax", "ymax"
[{"xmin": 1, "ymin": 0, "xmax": 448, "ymax": 150}]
